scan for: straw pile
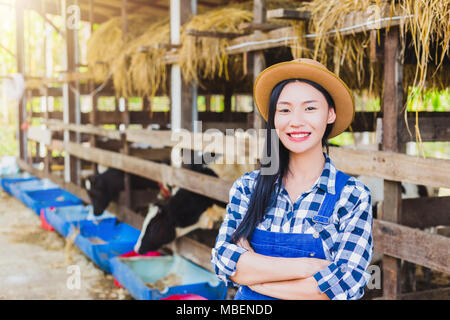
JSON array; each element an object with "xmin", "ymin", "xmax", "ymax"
[
  {"xmin": 291, "ymin": 0, "xmax": 450, "ymax": 96},
  {"xmin": 179, "ymin": 0, "xmax": 302, "ymax": 85},
  {"xmin": 86, "ymin": 14, "xmax": 154, "ymax": 84},
  {"xmin": 86, "ymin": 0, "xmax": 448, "ymax": 103},
  {"xmin": 114, "ymin": 17, "xmax": 170, "ymax": 98},
  {"xmin": 288, "ymin": 0, "xmax": 449, "ymax": 153},
  {"xmin": 178, "ymin": 6, "xmax": 253, "ymax": 84}
]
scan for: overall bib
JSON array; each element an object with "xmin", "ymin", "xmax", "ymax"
[{"xmin": 234, "ymin": 170, "xmax": 350, "ymax": 300}]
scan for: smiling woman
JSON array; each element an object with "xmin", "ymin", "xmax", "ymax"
[{"xmin": 211, "ymin": 59, "xmax": 374, "ymax": 300}]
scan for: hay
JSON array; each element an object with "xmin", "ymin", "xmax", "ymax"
[
  {"xmin": 64, "ymin": 226, "xmax": 80, "ymax": 265},
  {"xmin": 145, "ymin": 273, "xmax": 182, "ymax": 291},
  {"xmin": 178, "ymin": 0, "xmax": 302, "ymax": 85},
  {"xmin": 118, "ymin": 18, "xmax": 170, "ymax": 97},
  {"xmin": 292, "ymin": 0, "xmax": 450, "ymax": 92},
  {"xmin": 86, "ymin": 0, "xmax": 449, "ymax": 123},
  {"xmin": 87, "ymin": 14, "xmax": 154, "ymax": 84},
  {"xmin": 178, "ymin": 6, "xmax": 253, "ymax": 84}
]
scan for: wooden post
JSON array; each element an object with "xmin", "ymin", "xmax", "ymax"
[
  {"xmin": 142, "ymin": 96, "xmax": 151, "ymax": 128},
  {"xmin": 170, "ymin": 0, "xmax": 196, "ymax": 166},
  {"xmin": 224, "ymin": 83, "xmax": 233, "ymax": 122},
  {"xmin": 252, "ymin": 0, "xmax": 266, "ymax": 130},
  {"xmin": 62, "ymin": 0, "xmax": 81, "ymax": 185},
  {"xmin": 381, "ymin": 26, "xmax": 404, "ymax": 299},
  {"xmin": 42, "ymin": 0, "xmax": 51, "ymax": 175},
  {"xmin": 121, "ymin": 0, "xmax": 132, "ymax": 209},
  {"xmin": 88, "ymin": 0, "xmax": 98, "ymax": 175},
  {"xmin": 15, "ymin": 0, "xmax": 27, "ymax": 161}
]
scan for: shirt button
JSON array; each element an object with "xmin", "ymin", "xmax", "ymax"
[
  {"xmin": 313, "ymin": 232, "xmax": 320, "ymax": 239},
  {"xmin": 340, "ymin": 266, "xmax": 346, "ymax": 273},
  {"xmin": 310, "ymin": 252, "xmax": 315, "ymax": 257}
]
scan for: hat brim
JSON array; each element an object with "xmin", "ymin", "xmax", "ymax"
[{"xmin": 253, "ymin": 61, "xmax": 355, "ymax": 139}]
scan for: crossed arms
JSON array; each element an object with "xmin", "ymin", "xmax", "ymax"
[{"xmin": 229, "ymin": 238, "xmax": 331, "ymax": 300}]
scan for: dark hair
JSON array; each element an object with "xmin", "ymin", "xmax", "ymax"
[{"xmin": 230, "ymin": 78, "xmax": 336, "ymax": 243}]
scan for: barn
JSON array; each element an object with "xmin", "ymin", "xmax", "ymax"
[{"xmin": 0, "ymin": 0, "xmax": 449, "ymax": 300}]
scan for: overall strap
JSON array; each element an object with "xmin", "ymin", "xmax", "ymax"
[{"xmin": 312, "ymin": 170, "xmax": 351, "ymax": 224}]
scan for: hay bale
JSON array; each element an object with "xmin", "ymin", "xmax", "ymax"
[
  {"xmin": 87, "ymin": 14, "xmax": 154, "ymax": 84},
  {"xmin": 122, "ymin": 17, "xmax": 171, "ymax": 98},
  {"xmin": 178, "ymin": 0, "xmax": 302, "ymax": 85}
]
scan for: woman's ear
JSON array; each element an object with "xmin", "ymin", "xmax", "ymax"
[{"xmin": 327, "ymin": 107, "xmax": 337, "ymax": 124}]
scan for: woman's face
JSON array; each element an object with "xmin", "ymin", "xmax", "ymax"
[{"xmin": 274, "ymin": 81, "xmax": 336, "ymax": 154}]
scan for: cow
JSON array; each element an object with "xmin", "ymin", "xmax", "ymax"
[
  {"xmin": 134, "ymin": 163, "xmax": 227, "ymax": 254},
  {"xmin": 85, "ymin": 168, "xmax": 168, "ymax": 216}
]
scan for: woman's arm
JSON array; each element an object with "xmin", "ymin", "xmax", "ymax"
[
  {"xmin": 212, "ymin": 177, "xmax": 329, "ymax": 287},
  {"xmin": 248, "ymin": 183, "xmax": 374, "ymax": 300},
  {"xmin": 230, "ymin": 239, "xmax": 331, "ymax": 286},
  {"xmin": 249, "ymin": 277, "xmax": 330, "ymax": 300}
]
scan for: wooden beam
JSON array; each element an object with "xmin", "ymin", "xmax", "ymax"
[
  {"xmin": 45, "ymin": 119, "xmax": 122, "ymax": 140},
  {"xmin": 185, "ymin": 29, "xmax": 247, "ymax": 38},
  {"xmin": 398, "ymin": 287, "xmax": 450, "ymax": 300},
  {"xmin": 267, "ymin": 8, "xmax": 311, "ymax": 20},
  {"xmin": 64, "ymin": 142, "xmax": 231, "ymax": 203},
  {"xmin": 252, "ymin": 0, "xmax": 266, "ymax": 131},
  {"xmin": 138, "ymin": 43, "xmax": 181, "ymax": 52},
  {"xmin": 373, "ymin": 219, "xmax": 450, "ymax": 275},
  {"xmin": 33, "ymin": 121, "xmax": 450, "ymax": 189},
  {"xmin": 30, "ymin": 110, "xmax": 450, "ymax": 139},
  {"xmin": 239, "ymin": 22, "xmax": 282, "ymax": 32},
  {"xmin": 34, "ymin": 9, "xmax": 65, "ymax": 38}
]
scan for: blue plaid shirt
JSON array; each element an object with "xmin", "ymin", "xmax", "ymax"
[{"xmin": 211, "ymin": 152, "xmax": 374, "ymax": 300}]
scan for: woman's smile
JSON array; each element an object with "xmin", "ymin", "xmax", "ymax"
[{"xmin": 286, "ymin": 131, "xmax": 311, "ymax": 142}]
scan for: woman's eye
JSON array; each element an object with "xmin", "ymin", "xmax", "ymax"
[
  {"xmin": 277, "ymin": 108, "xmax": 290, "ymax": 113},
  {"xmin": 306, "ymin": 106, "xmax": 316, "ymax": 111}
]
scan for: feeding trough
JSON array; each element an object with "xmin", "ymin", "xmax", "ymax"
[
  {"xmin": 0, "ymin": 173, "xmax": 38, "ymax": 195},
  {"xmin": 43, "ymin": 205, "xmax": 115, "ymax": 237},
  {"xmin": 110, "ymin": 254, "xmax": 227, "ymax": 300},
  {"xmin": 71, "ymin": 218, "xmax": 140, "ymax": 273},
  {"xmin": 21, "ymin": 188, "xmax": 82, "ymax": 215},
  {"xmin": 9, "ymin": 179, "xmax": 59, "ymax": 204}
]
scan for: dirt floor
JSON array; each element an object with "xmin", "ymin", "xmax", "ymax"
[{"xmin": 0, "ymin": 189, "xmax": 133, "ymax": 300}]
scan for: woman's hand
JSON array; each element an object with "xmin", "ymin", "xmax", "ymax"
[
  {"xmin": 237, "ymin": 238, "xmax": 254, "ymax": 253},
  {"xmin": 231, "ymin": 239, "xmax": 332, "ymax": 286}
]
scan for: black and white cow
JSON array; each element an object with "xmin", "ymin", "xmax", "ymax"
[
  {"xmin": 85, "ymin": 168, "xmax": 167, "ymax": 216},
  {"xmin": 134, "ymin": 163, "xmax": 226, "ymax": 254}
]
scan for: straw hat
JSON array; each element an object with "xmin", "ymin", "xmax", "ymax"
[{"xmin": 253, "ymin": 58, "xmax": 355, "ymax": 139}]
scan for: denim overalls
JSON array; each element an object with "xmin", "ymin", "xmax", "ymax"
[{"xmin": 234, "ymin": 170, "xmax": 351, "ymax": 300}]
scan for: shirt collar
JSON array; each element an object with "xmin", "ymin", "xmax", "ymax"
[
  {"xmin": 274, "ymin": 152, "xmax": 337, "ymax": 195},
  {"xmin": 318, "ymin": 152, "xmax": 336, "ymax": 195}
]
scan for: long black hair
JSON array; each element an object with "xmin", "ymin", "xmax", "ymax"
[{"xmin": 230, "ymin": 78, "xmax": 336, "ymax": 243}]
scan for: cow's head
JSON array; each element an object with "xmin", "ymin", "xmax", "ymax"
[
  {"xmin": 85, "ymin": 175, "xmax": 110, "ymax": 216},
  {"xmin": 134, "ymin": 204, "xmax": 176, "ymax": 254}
]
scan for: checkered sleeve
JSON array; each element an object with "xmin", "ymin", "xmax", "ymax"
[
  {"xmin": 313, "ymin": 182, "xmax": 374, "ymax": 300},
  {"xmin": 211, "ymin": 174, "xmax": 252, "ymax": 287}
]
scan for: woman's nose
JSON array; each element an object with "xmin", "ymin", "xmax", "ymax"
[{"xmin": 288, "ymin": 109, "xmax": 306, "ymax": 127}]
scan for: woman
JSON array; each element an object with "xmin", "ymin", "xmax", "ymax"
[{"xmin": 211, "ymin": 58, "xmax": 373, "ymax": 300}]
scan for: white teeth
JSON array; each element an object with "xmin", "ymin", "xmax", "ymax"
[{"xmin": 289, "ymin": 133, "xmax": 310, "ymax": 138}]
